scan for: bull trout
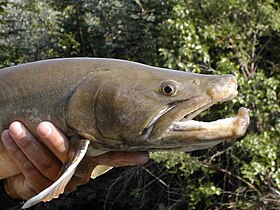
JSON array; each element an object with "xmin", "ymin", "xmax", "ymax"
[{"xmin": 0, "ymin": 58, "xmax": 250, "ymax": 208}]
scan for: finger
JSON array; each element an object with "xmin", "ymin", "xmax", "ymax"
[
  {"xmin": 69, "ymin": 152, "xmax": 149, "ymax": 189},
  {"xmin": 8, "ymin": 122, "xmax": 61, "ymax": 181},
  {"xmin": 64, "ymin": 152, "xmax": 149, "ymax": 193},
  {"xmin": 91, "ymin": 151, "xmax": 149, "ymax": 167},
  {"xmin": 74, "ymin": 152, "xmax": 149, "ymax": 179},
  {"xmin": 37, "ymin": 122, "xmax": 69, "ymax": 163},
  {"xmin": 2, "ymin": 131, "xmax": 53, "ymax": 194},
  {"xmin": 4, "ymin": 175, "xmax": 38, "ymax": 200}
]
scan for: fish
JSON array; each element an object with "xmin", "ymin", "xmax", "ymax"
[{"xmin": 0, "ymin": 58, "xmax": 250, "ymax": 208}]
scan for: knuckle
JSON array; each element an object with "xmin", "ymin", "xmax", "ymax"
[
  {"xmin": 9, "ymin": 143, "xmax": 21, "ymax": 154},
  {"xmin": 21, "ymin": 161, "xmax": 36, "ymax": 173},
  {"xmin": 5, "ymin": 175, "xmax": 36, "ymax": 200},
  {"xmin": 24, "ymin": 173, "xmax": 53, "ymax": 193},
  {"xmin": 20, "ymin": 181, "xmax": 37, "ymax": 198},
  {"xmin": 3, "ymin": 178, "xmax": 20, "ymax": 199},
  {"xmin": 25, "ymin": 180, "xmax": 42, "ymax": 194},
  {"xmin": 38, "ymin": 158, "xmax": 61, "ymax": 181},
  {"xmin": 39, "ymin": 157, "xmax": 54, "ymax": 171}
]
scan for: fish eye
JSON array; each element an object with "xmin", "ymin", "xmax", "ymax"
[{"xmin": 161, "ymin": 81, "xmax": 178, "ymax": 96}]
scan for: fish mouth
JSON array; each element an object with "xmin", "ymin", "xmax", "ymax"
[{"xmin": 143, "ymin": 95, "xmax": 250, "ymax": 151}]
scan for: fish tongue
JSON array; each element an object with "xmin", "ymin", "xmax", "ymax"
[{"xmin": 22, "ymin": 139, "xmax": 90, "ymax": 209}]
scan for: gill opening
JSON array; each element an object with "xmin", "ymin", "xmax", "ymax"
[{"xmin": 141, "ymin": 105, "xmax": 175, "ymax": 139}]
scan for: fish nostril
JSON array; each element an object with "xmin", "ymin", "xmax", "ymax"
[
  {"xmin": 192, "ymin": 79, "xmax": 200, "ymax": 85},
  {"xmin": 207, "ymin": 84, "xmax": 222, "ymax": 100}
]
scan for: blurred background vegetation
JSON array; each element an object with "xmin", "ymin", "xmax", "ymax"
[{"xmin": 0, "ymin": 0, "xmax": 279, "ymax": 209}]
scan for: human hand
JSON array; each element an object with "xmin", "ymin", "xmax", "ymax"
[{"xmin": 2, "ymin": 122, "xmax": 149, "ymax": 200}]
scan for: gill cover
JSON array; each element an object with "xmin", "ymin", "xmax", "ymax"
[{"xmin": 65, "ymin": 67, "xmax": 189, "ymax": 143}]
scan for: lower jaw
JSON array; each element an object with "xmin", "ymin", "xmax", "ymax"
[{"xmin": 158, "ymin": 107, "xmax": 249, "ymax": 150}]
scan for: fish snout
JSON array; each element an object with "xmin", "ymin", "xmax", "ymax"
[{"xmin": 207, "ymin": 74, "xmax": 238, "ymax": 101}]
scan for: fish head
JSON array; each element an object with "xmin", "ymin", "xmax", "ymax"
[{"xmin": 66, "ymin": 59, "xmax": 249, "ymax": 151}]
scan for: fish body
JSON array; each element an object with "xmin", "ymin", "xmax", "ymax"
[{"xmin": 0, "ymin": 58, "xmax": 250, "ymax": 208}]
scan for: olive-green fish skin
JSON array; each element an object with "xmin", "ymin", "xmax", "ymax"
[{"xmin": 0, "ymin": 58, "xmax": 249, "ymax": 180}]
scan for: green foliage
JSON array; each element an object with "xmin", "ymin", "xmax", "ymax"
[
  {"xmin": 151, "ymin": 152, "xmax": 204, "ymax": 177},
  {"xmin": 237, "ymin": 71, "xmax": 279, "ymax": 132},
  {"xmin": 237, "ymin": 133, "xmax": 280, "ymax": 188},
  {"xmin": 0, "ymin": 0, "xmax": 279, "ymax": 209},
  {"xmin": 1, "ymin": 0, "xmax": 174, "ymax": 66},
  {"xmin": 0, "ymin": 0, "xmax": 57, "ymax": 67},
  {"xmin": 151, "ymin": 152, "xmax": 223, "ymax": 209},
  {"xmin": 154, "ymin": 0, "xmax": 280, "ymax": 208}
]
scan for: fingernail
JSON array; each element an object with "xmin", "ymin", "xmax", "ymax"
[
  {"xmin": 2, "ymin": 130, "xmax": 18, "ymax": 152},
  {"xmin": 9, "ymin": 122, "xmax": 23, "ymax": 138},
  {"xmin": 38, "ymin": 122, "xmax": 53, "ymax": 138},
  {"xmin": 2, "ymin": 130, "xmax": 12, "ymax": 143}
]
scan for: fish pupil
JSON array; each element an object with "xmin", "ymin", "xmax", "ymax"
[{"xmin": 163, "ymin": 85, "xmax": 173, "ymax": 94}]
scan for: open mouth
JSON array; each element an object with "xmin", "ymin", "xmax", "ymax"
[
  {"xmin": 180, "ymin": 102, "xmax": 214, "ymax": 121},
  {"xmin": 143, "ymin": 96, "xmax": 213, "ymax": 139},
  {"xmin": 144, "ymin": 95, "xmax": 250, "ymax": 151}
]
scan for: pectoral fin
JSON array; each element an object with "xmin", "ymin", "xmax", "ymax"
[
  {"xmin": 85, "ymin": 149, "xmax": 113, "ymax": 179},
  {"xmin": 91, "ymin": 165, "xmax": 113, "ymax": 179},
  {"xmin": 22, "ymin": 139, "xmax": 90, "ymax": 209}
]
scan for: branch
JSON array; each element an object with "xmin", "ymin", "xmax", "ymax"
[
  {"xmin": 134, "ymin": 0, "xmax": 145, "ymax": 13},
  {"xmin": 259, "ymin": 174, "xmax": 280, "ymax": 196},
  {"xmin": 142, "ymin": 166, "xmax": 170, "ymax": 188},
  {"xmin": 195, "ymin": 160, "xmax": 262, "ymax": 196}
]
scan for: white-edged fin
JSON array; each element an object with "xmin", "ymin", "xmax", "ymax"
[
  {"xmin": 22, "ymin": 139, "xmax": 90, "ymax": 209},
  {"xmin": 91, "ymin": 165, "xmax": 113, "ymax": 179}
]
